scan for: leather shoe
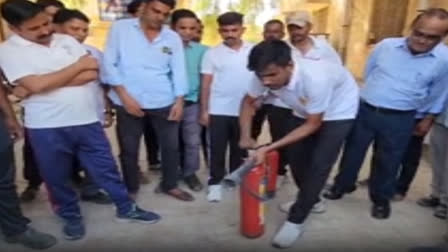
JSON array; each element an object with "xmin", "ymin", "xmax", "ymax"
[
  {"xmin": 323, "ymin": 185, "xmax": 356, "ymax": 200},
  {"xmin": 184, "ymin": 174, "xmax": 203, "ymax": 192},
  {"xmin": 371, "ymin": 203, "xmax": 391, "ymax": 219},
  {"xmin": 165, "ymin": 188, "xmax": 194, "ymax": 202}
]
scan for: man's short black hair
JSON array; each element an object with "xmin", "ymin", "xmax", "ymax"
[
  {"xmin": 217, "ymin": 12, "xmax": 244, "ymax": 26},
  {"xmin": 171, "ymin": 9, "xmax": 197, "ymax": 26},
  {"xmin": 36, "ymin": 0, "xmax": 65, "ymax": 9},
  {"xmin": 53, "ymin": 9, "xmax": 90, "ymax": 25},
  {"xmin": 1, "ymin": 0, "xmax": 44, "ymax": 27},
  {"xmin": 144, "ymin": 0, "xmax": 176, "ymax": 9},
  {"xmin": 264, "ymin": 19, "xmax": 284, "ymax": 29},
  {"xmin": 127, "ymin": 0, "xmax": 144, "ymax": 15},
  {"xmin": 248, "ymin": 40, "xmax": 292, "ymax": 73}
]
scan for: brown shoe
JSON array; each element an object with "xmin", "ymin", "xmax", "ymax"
[{"xmin": 165, "ymin": 188, "xmax": 194, "ymax": 202}]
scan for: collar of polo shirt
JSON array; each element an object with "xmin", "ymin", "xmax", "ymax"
[
  {"xmin": 284, "ymin": 60, "xmax": 301, "ymax": 91},
  {"xmin": 132, "ymin": 18, "xmax": 170, "ymax": 42},
  {"xmin": 397, "ymin": 37, "xmax": 441, "ymax": 58},
  {"xmin": 10, "ymin": 33, "xmax": 54, "ymax": 47}
]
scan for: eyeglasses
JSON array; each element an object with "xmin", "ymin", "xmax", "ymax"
[{"xmin": 411, "ymin": 29, "xmax": 444, "ymax": 42}]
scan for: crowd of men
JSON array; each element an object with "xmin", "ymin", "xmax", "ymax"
[{"xmin": 0, "ymin": 0, "xmax": 448, "ymax": 250}]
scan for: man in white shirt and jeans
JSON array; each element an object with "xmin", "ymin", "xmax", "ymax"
[
  {"xmin": 200, "ymin": 12, "xmax": 254, "ymax": 202},
  {"xmin": 239, "ymin": 40, "xmax": 359, "ymax": 248},
  {"xmin": 0, "ymin": 0, "xmax": 160, "ymax": 241}
]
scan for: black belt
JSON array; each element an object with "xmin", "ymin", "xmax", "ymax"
[
  {"xmin": 361, "ymin": 101, "xmax": 415, "ymax": 114},
  {"xmin": 184, "ymin": 101, "xmax": 197, "ymax": 107}
]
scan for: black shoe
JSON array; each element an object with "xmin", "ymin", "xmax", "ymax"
[
  {"xmin": 184, "ymin": 174, "xmax": 203, "ymax": 192},
  {"xmin": 434, "ymin": 204, "xmax": 447, "ymax": 220},
  {"xmin": 5, "ymin": 227, "xmax": 57, "ymax": 249},
  {"xmin": 323, "ymin": 185, "xmax": 356, "ymax": 200},
  {"xmin": 371, "ymin": 203, "xmax": 391, "ymax": 219},
  {"xmin": 81, "ymin": 191, "xmax": 112, "ymax": 205},
  {"xmin": 20, "ymin": 186, "xmax": 39, "ymax": 203},
  {"xmin": 417, "ymin": 195, "xmax": 440, "ymax": 208}
]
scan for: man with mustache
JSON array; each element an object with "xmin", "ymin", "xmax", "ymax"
[
  {"xmin": 103, "ymin": 0, "xmax": 193, "ymax": 201},
  {"xmin": 0, "ymin": 0, "xmax": 160, "ymax": 240},
  {"xmin": 200, "ymin": 12, "xmax": 254, "ymax": 202},
  {"xmin": 324, "ymin": 8, "xmax": 448, "ymax": 220}
]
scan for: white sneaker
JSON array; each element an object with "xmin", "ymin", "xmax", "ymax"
[
  {"xmin": 311, "ymin": 199, "xmax": 327, "ymax": 214},
  {"xmin": 272, "ymin": 221, "xmax": 304, "ymax": 248},
  {"xmin": 207, "ymin": 185, "xmax": 222, "ymax": 202},
  {"xmin": 279, "ymin": 201, "xmax": 294, "ymax": 213},
  {"xmin": 279, "ymin": 199, "xmax": 327, "ymax": 214},
  {"xmin": 276, "ymin": 175, "xmax": 289, "ymax": 190}
]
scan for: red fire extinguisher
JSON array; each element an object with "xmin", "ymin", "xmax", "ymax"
[{"xmin": 240, "ymin": 151, "xmax": 279, "ymax": 239}]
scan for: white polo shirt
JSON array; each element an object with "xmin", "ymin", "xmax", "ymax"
[
  {"xmin": 249, "ymin": 58, "xmax": 359, "ymax": 121},
  {"xmin": 0, "ymin": 34, "xmax": 99, "ymax": 129},
  {"xmin": 201, "ymin": 41, "xmax": 254, "ymax": 116},
  {"xmin": 288, "ymin": 36, "xmax": 342, "ymax": 64}
]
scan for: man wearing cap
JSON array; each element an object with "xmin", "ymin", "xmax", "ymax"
[{"xmin": 285, "ymin": 11, "xmax": 341, "ymax": 64}]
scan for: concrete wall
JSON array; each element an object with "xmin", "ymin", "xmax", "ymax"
[{"xmin": 344, "ymin": 0, "xmax": 375, "ymax": 80}]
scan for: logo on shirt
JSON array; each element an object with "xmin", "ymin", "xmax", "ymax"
[{"xmin": 162, "ymin": 46, "xmax": 173, "ymax": 55}]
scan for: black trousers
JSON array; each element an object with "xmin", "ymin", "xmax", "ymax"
[
  {"xmin": 287, "ymin": 117, "xmax": 354, "ymax": 224},
  {"xmin": 143, "ymin": 116, "xmax": 160, "ymax": 166},
  {"xmin": 115, "ymin": 105, "xmax": 180, "ymax": 192},
  {"xmin": 266, "ymin": 105, "xmax": 292, "ymax": 176},
  {"xmin": 0, "ymin": 146, "xmax": 30, "ymax": 237},
  {"xmin": 251, "ymin": 104, "xmax": 269, "ymax": 140},
  {"xmin": 208, "ymin": 115, "xmax": 247, "ymax": 185}
]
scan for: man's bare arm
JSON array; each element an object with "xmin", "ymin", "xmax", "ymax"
[
  {"xmin": 16, "ymin": 55, "xmax": 98, "ymax": 94},
  {"xmin": 199, "ymin": 74, "xmax": 213, "ymax": 126},
  {"xmin": 239, "ymin": 94, "xmax": 258, "ymax": 148}
]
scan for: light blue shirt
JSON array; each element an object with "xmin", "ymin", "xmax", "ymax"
[
  {"xmin": 361, "ymin": 38, "xmax": 448, "ymax": 115},
  {"xmin": 185, "ymin": 42, "xmax": 207, "ymax": 102},
  {"xmin": 103, "ymin": 18, "xmax": 188, "ymax": 109}
]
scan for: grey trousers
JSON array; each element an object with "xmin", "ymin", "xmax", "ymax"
[{"xmin": 429, "ymin": 123, "xmax": 448, "ymax": 205}]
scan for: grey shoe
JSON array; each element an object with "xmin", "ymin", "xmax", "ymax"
[{"xmin": 5, "ymin": 227, "xmax": 57, "ymax": 250}]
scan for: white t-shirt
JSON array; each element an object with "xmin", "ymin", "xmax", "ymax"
[
  {"xmin": 84, "ymin": 44, "xmax": 106, "ymax": 124},
  {"xmin": 201, "ymin": 41, "xmax": 254, "ymax": 116},
  {"xmin": 0, "ymin": 34, "xmax": 99, "ymax": 129},
  {"xmin": 249, "ymin": 58, "xmax": 359, "ymax": 121}
]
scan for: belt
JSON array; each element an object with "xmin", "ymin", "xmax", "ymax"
[
  {"xmin": 184, "ymin": 101, "xmax": 198, "ymax": 107},
  {"xmin": 361, "ymin": 101, "xmax": 415, "ymax": 114}
]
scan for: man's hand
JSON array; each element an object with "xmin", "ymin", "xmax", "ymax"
[
  {"xmin": 5, "ymin": 117, "xmax": 23, "ymax": 141},
  {"xmin": 12, "ymin": 86, "xmax": 31, "ymax": 99},
  {"xmin": 77, "ymin": 55, "xmax": 99, "ymax": 71},
  {"xmin": 199, "ymin": 111, "xmax": 209, "ymax": 127},
  {"xmin": 250, "ymin": 145, "xmax": 270, "ymax": 166},
  {"xmin": 168, "ymin": 98, "xmax": 184, "ymax": 122},
  {"xmin": 414, "ymin": 117, "xmax": 434, "ymax": 137},
  {"xmin": 239, "ymin": 137, "xmax": 257, "ymax": 150},
  {"xmin": 103, "ymin": 112, "xmax": 114, "ymax": 128},
  {"xmin": 119, "ymin": 90, "xmax": 144, "ymax": 117}
]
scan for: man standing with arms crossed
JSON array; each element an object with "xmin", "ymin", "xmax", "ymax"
[{"xmin": 0, "ymin": 0, "xmax": 160, "ymax": 240}]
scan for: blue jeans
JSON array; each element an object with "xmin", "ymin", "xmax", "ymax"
[
  {"xmin": 333, "ymin": 102, "xmax": 416, "ymax": 204},
  {"xmin": 179, "ymin": 104, "xmax": 201, "ymax": 177},
  {"xmin": 27, "ymin": 123, "xmax": 133, "ymax": 222}
]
